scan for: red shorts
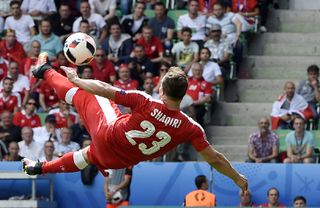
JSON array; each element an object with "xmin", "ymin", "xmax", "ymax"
[{"xmin": 72, "ymin": 89, "xmax": 123, "ymax": 175}]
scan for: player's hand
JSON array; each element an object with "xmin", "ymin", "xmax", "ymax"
[
  {"xmin": 60, "ymin": 66, "xmax": 79, "ymax": 84},
  {"xmin": 235, "ymin": 174, "xmax": 248, "ymax": 192}
]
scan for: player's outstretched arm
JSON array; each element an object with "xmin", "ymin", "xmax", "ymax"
[
  {"xmin": 61, "ymin": 66, "xmax": 119, "ymax": 100},
  {"xmin": 200, "ymin": 145, "xmax": 248, "ymax": 191}
]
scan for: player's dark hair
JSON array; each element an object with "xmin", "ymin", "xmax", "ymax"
[
  {"xmin": 307, "ymin": 64, "xmax": 319, "ymax": 74},
  {"xmin": 10, "ymin": 0, "xmax": 21, "ymax": 7},
  {"xmin": 293, "ymin": 196, "xmax": 306, "ymax": 204},
  {"xmin": 195, "ymin": 175, "xmax": 207, "ymax": 189},
  {"xmin": 267, "ymin": 187, "xmax": 279, "ymax": 196},
  {"xmin": 162, "ymin": 67, "xmax": 188, "ymax": 101},
  {"xmin": 181, "ymin": 27, "xmax": 192, "ymax": 35}
]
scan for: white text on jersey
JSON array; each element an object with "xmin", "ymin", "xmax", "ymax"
[{"xmin": 150, "ymin": 108, "xmax": 182, "ymax": 128}]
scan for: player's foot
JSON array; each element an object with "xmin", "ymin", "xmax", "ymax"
[
  {"xmin": 22, "ymin": 158, "xmax": 43, "ymax": 175},
  {"xmin": 32, "ymin": 52, "xmax": 52, "ymax": 79}
]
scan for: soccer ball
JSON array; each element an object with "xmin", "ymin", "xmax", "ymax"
[{"xmin": 64, "ymin": 32, "xmax": 96, "ymax": 65}]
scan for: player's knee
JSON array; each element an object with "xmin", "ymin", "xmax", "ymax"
[{"xmin": 73, "ymin": 149, "xmax": 89, "ymax": 170}]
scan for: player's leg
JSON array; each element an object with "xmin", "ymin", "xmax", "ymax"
[{"xmin": 23, "ymin": 147, "xmax": 90, "ymax": 175}]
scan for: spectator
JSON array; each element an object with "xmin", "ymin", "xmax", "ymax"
[
  {"xmin": 206, "ymin": 1, "xmax": 241, "ymax": 45},
  {"xmin": 49, "ymin": 3, "xmax": 75, "ymax": 42},
  {"xmin": 89, "ymin": 0, "xmax": 116, "ymax": 21},
  {"xmin": 231, "ymin": 0, "xmax": 260, "ymax": 32},
  {"xmin": 239, "ymin": 190, "xmax": 256, "ymax": 207},
  {"xmin": 143, "ymin": 77, "xmax": 158, "ymax": 99},
  {"xmin": 0, "ymin": 0, "xmax": 11, "ymax": 18},
  {"xmin": 148, "ymin": 2, "xmax": 175, "ymax": 53},
  {"xmin": 283, "ymin": 117, "xmax": 315, "ymax": 163},
  {"xmin": 104, "ymin": 167, "xmax": 133, "ymax": 208},
  {"xmin": 204, "ymin": 24, "xmax": 233, "ymax": 77},
  {"xmin": 82, "ymin": 138, "xmax": 91, "ymax": 149},
  {"xmin": 247, "ymin": 116, "xmax": 279, "ymax": 163},
  {"xmin": 0, "ymin": 29, "xmax": 26, "ymax": 68},
  {"xmin": 3, "ymin": 141, "xmax": 22, "ymax": 161},
  {"xmin": 153, "ymin": 61, "xmax": 170, "ymax": 94},
  {"xmin": 2, "ymin": 61, "xmax": 30, "ymax": 105},
  {"xmin": 90, "ymin": 48, "xmax": 116, "ymax": 83},
  {"xmin": 184, "ymin": 175, "xmax": 216, "ymax": 206},
  {"xmin": 136, "ymin": 26, "xmax": 164, "ymax": 63},
  {"xmin": 129, "ymin": 44, "xmax": 156, "ymax": 86},
  {"xmin": 78, "ymin": 65, "xmax": 94, "ymax": 79},
  {"xmin": 0, "ymin": 77, "xmax": 21, "ymax": 114},
  {"xmin": 271, "ymin": 81, "xmax": 314, "ymax": 130},
  {"xmin": 33, "ymin": 114, "xmax": 61, "ymax": 146},
  {"xmin": 79, "ymin": 19, "xmax": 99, "ymax": 45},
  {"xmin": 48, "ymin": 99, "xmax": 78, "ymax": 128},
  {"xmin": 114, "ymin": 64, "xmax": 139, "ymax": 91},
  {"xmin": 0, "ymin": 50, "xmax": 8, "ymax": 80},
  {"xmin": 188, "ymin": 47, "xmax": 223, "ymax": 86},
  {"xmin": 260, "ymin": 187, "xmax": 285, "ymax": 207},
  {"xmin": 24, "ymin": 40, "xmax": 41, "ymax": 80},
  {"xmin": 72, "ymin": 1, "xmax": 107, "ymax": 44},
  {"xmin": 120, "ymin": 1, "xmax": 148, "ymax": 42},
  {"xmin": 38, "ymin": 77, "xmax": 60, "ymax": 112},
  {"xmin": 52, "ymin": 51, "xmax": 74, "ymax": 76},
  {"xmin": 4, "ymin": 0, "xmax": 36, "ymax": 46},
  {"xmin": 293, "ymin": 196, "xmax": 307, "ymax": 208},
  {"xmin": 177, "ymin": 0, "xmax": 206, "ymax": 47},
  {"xmin": 0, "ymin": 139, "xmax": 8, "ymax": 161},
  {"xmin": 101, "ymin": 21, "xmax": 133, "ymax": 65},
  {"xmin": 54, "ymin": 127, "xmax": 80, "ymax": 157},
  {"xmin": 21, "ymin": 0, "xmax": 56, "ymax": 21},
  {"xmin": 0, "ymin": 111, "xmax": 22, "ymax": 147},
  {"xmin": 296, "ymin": 65, "xmax": 320, "ymax": 118},
  {"xmin": 13, "ymin": 98, "xmax": 41, "ymax": 128},
  {"xmin": 186, "ymin": 63, "xmax": 212, "ymax": 126},
  {"xmin": 70, "ymin": 117, "xmax": 89, "ymax": 147},
  {"xmin": 31, "ymin": 18, "xmax": 63, "ymax": 61},
  {"xmin": 172, "ymin": 27, "xmax": 199, "ymax": 72},
  {"xmin": 120, "ymin": 0, "xmax": 132, "ymax": 16},
  {"xmin": 39, "ymin": 140, "xmax": 58, "ymax": 162},
  {"xmin": 18, "ymin": 126, "xmax": 42, "ymax": 161}
]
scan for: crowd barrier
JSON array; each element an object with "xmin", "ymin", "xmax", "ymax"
[{"xmin": 0, "ymin": 162, "xmax": 319, "ymax": 207}]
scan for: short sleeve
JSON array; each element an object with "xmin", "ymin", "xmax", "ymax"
[
  {"xmin": 114, "ymin": 90, "xmax": 150, "ymax": 110},
  {"xmin": 26, "ymin": 15, "xmax": 35, "ymax": 28},
  {"xmin": 167, "ymin": 17, "xmax": 175, "ymax": 29},
  {"xmin": 176, "ymin": 16, "xmax": 183, "ymax": 31},
  {"xmin": 190, "ymin": 126, "xmax": 210, "ymax": 152}
]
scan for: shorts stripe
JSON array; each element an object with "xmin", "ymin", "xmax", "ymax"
[
  {"xmin": 94, "ymin": 95, "xmax": 117, "ymax": 124},
  {"xmin": 65, "ymin": 87, "xmax": 79, "ymax": 104}
]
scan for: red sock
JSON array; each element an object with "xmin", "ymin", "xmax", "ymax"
[
  {"xmin": 44, "ymin": 69, "xmax": 76, "ymax": 100},
  {"xmin": 42, "ymin": 152, "xmax": 80, "ymax": 173}
]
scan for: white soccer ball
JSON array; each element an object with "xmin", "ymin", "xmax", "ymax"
[
  {"xmin": 64, "ymin": 32, "xmax": 96, "ymax": 65},
  {"xmin": 111, "ymin": 191, "xmax": 123, "ymax": 204}
]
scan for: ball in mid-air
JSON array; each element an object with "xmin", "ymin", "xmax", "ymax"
[{"xmin": 64, "ymin": 32, "xmax": 96, "ymax": 65}]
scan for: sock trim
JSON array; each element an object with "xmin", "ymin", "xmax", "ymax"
[
  {"xmin": 73, "ymin": 151, "xmax": 88, "ymax": 170},
  {"xmin": 65, "ymin": 87, "xmax": 79, "ymax": 104}
]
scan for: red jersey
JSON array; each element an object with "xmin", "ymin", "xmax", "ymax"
[
  {"xmin": 38, "ymin": 80, "xmax": 59, "ymax": 108},
  {"xmin": 0, "ymin": 40, "xmax": 26, "ymax": 72},
  {"xmin": 90, "ymin": 59, "xmax": 116, "ymax": 83},
  {"xmin": 13, "ymin": 110, "xmax": 41, "ymax": 128},
  {"xmin": 0, "ymin": 92, "xmax": 21, "ymax": 114},
  {"xmin": 113, "ymin": 79, "xmax": 139, "ymax": 90},
  {"xmin": 231, "ymin": 0, "xmax": 257, "ymax": 13},
  {"xmin": 48, "ymin": 108, "xmax": 78, "ymax": 128},
  {"xmin": 0, "ymin": 59, "xmax": 8, "ymax": 81},
  {"xmin": 98, "ymin": 91, "xmax": 209, "ymax": 168},
  {"xmin": 186, "ymin": 77, "xmax": 213, "ymax": 101},
  {"xmin": 136, "ymin": 36, "xmax": 163, "ymax": 59}
]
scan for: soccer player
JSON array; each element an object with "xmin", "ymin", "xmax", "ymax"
[{"xmin": 22, "ymin": 53, "xmax": 248, "ymax": 191}]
